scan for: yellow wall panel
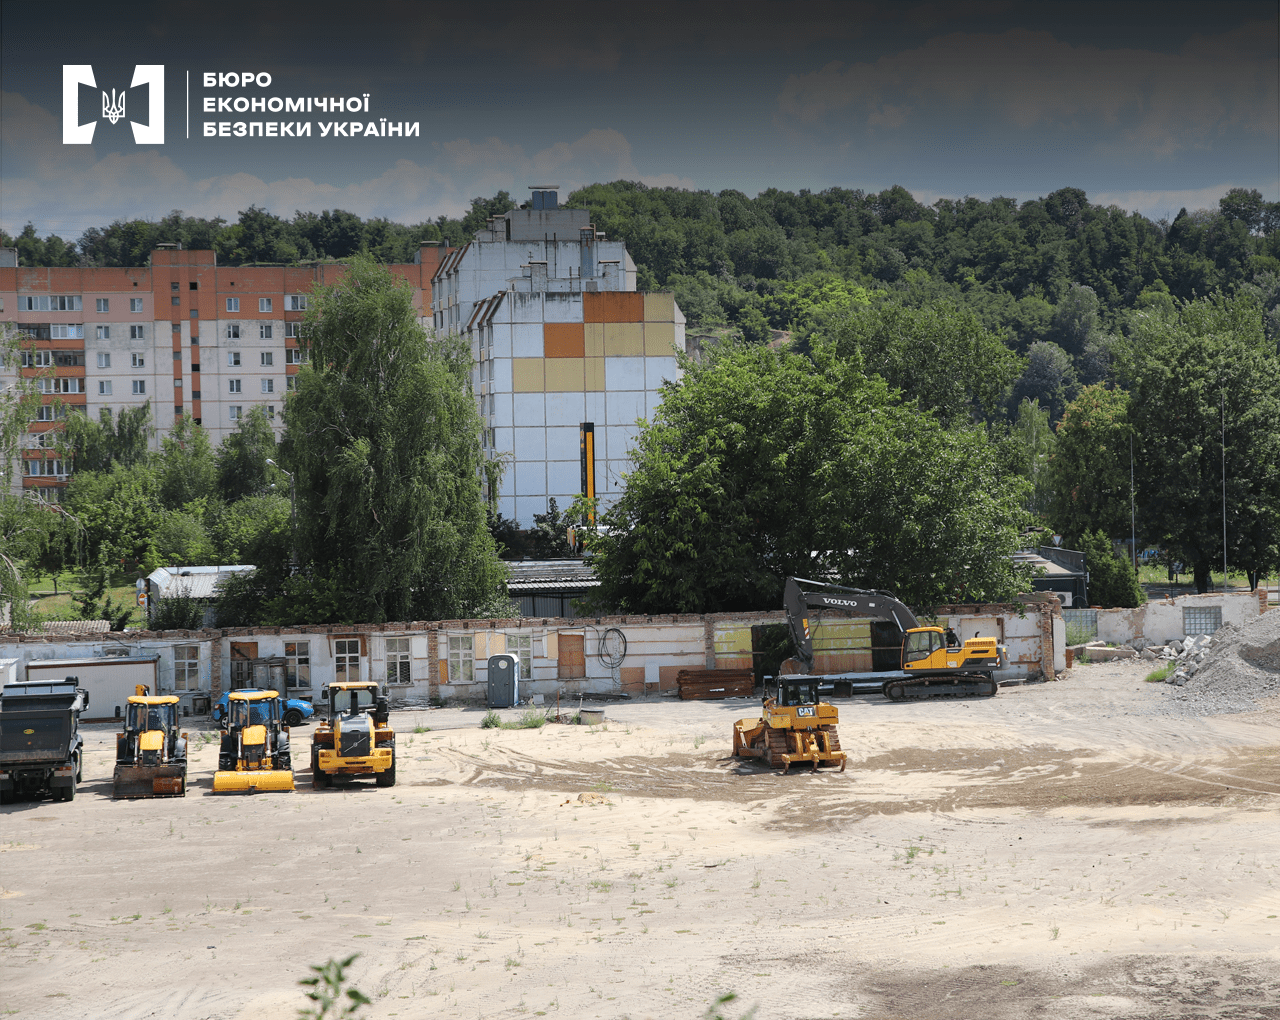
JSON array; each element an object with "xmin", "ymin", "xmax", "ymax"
[
  {"xmin": 604, "ymin": 322, "xmax": 644, "ymax": 357},
  {"xmin": 544, "ymin": 358, "xmax": 585, "ymax": 391},
  {"xmin": 584, "ymin": 322, "xmax": 605, "ymax": 357},
  {"xmin": 512, "ymin": 358, "xmax": 545, "ymax": 392},
  {"xmin": 644, "ymin": 322, "xmax": 676, "ymax": 355},
  {"xmin": 644, "ymin": 292, "xmax": 675, "ymax": 322},
  {"xmin": 713, "ymin": 625, "xmax": 752, "ymax": 654},
  {"xmin": 585, "ymin": 357, "xmax": 605, "ymax": 391}
]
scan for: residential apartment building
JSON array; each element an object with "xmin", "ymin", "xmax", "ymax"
[
  {"xmin": 433, "ymin": 190, "xmax": 687, "ymax": 524},
  {"xmin": 3, "ymin": 193, "xmax": 685, "ymax": 527},
  {"xmin": 1, "ymin": 245, "xmax": 448, "ymax": 495}
]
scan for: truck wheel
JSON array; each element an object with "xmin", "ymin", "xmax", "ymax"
[
  {"xmin": 376, "ymin": 757, "xmax": 396, "ymax": 788},
  {"xmin": 284, "ymin": 708, "xmax": 304, "ymax": 727},
  {"xmin": 62, "ymin": 782, "xmax": 75, "ymax": 802},
  {"xmin": 74, "ymin": 751, "xmax": 82, "ymax": 784}
]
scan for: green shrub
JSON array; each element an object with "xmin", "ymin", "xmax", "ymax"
[{"xmin": 480, "ymin": 709, "xmax": 501, "ymax": 729}]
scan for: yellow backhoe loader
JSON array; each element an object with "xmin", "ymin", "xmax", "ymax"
[
  {"xmin": 733, "ymin": 677, "xmax": 847, "ymax": 773},
  {"xmin": 113, "ymin": 685, "xmax": 188, "ymax": 798},
  {"xmin": 311, "ymin": 681, "xmax": 395, "ymax": 788},
  {"xmin": 212, "ymin": 689, "xmax": 295, "ymax": 792}
]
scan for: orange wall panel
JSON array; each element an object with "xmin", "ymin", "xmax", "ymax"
[
  {"xmin": 583, "ymin": 291, "xmax": 643, "ymax": 323},
  {"xmin": 543, "ymin": 322, "xmax": 585, "ymax": 358}
]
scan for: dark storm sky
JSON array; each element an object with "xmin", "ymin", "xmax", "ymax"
[{"xmin": 1, "ymin": 0, "xmax": 1275, "ymax": 236}]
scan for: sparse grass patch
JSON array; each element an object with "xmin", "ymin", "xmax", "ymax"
[{"xmin": 1145, "ymin": 662, "xmax": 1176, "ymax": 682}]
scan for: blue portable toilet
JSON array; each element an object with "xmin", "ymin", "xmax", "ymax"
[{"xmin": 487, "ymin": 654, "xmax": 520, "ymax": 709}]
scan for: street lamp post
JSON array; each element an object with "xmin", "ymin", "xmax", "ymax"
[{"xmin": 265, "ymin": 458, "xmax": 297, "ymax": 574}]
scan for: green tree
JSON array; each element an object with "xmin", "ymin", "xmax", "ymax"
[
  {"xmin": 827, "ymin": 302, "xmax": 1022, "ymax": 423},
  {"xmin": 158, "ymin": 415, "xmax": 217, "ymax": 509},
  {"xmin": 1079, "ymin": 529, "xmax": 1145, "ymax": 608},
  {"xmin": 1123, "ymin": 296, "xmax": 1280, "ymax": 592},
  {"xmin": 154, "ymin": 505, "xmax": 215, "ymax": 566},
  {"xmin": 1009, "ymin": 398, "xmax": 1055, "ymax": 518},
  {"xmin": 61, "ymin": 463, "xmax": 165, "ymax": 571},
  {"xmin": 281, "ymin": 254, "xmax": 504, "ymax": 622},
  {"xmin": 58, "ymin": 404, "xmax": 153, "ymax": 473},
  {"xmin": 206, "ymin": 494, "xmax": 291, "ymax": 573},
  {"xmin": 1046, "ymin": 384, "xmax": 1133, "ymax": 548},
  {"xmin": 1009, "ymin": 341, "xmax": 1079, "ymax": 423},
  {"xmin": 216, "ymin": 408, "xmax": 278, "ymax": 501},
  {"xmin": 583, "ymin": 342, "xmax": 1031, "ymax": 615}
]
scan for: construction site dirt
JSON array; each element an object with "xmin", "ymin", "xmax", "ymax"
[{"xmin": 3, "ymin": 657, "xmax": 1279, "ymax": 1019}]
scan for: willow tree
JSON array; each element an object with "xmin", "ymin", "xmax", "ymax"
[{"xmin": 280, "ymin": 255, "xmax": 504, "ymax": 622}]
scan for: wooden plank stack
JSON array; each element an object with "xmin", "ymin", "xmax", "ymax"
[{"xmin": 676, "ymin": 669, "xmax": 755, "ymax": 701}]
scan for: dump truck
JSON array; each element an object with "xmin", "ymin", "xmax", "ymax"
[
  {"xmin": 783, "ymin": 577, "xmax": 1007, "ymax": 700},
  {"xmin": 212, "ymin": 689, "xmax": 295, "ymax": 792},
  {"xmin": 311, "ymin": 681, "xmax": 395, "ymax": 788},
  {"xmin": 0, "ymin": 677, "xmax": 88, "ymax": 803},
  {"xmin": 733, "ymin": 676, "xmax": 847, "ymax": 773},
  {"xmin": 113, "ymin": 685, "xmax": 188, "ymax": 798}
]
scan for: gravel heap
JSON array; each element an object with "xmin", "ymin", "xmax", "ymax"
[{"xmin": 1163, "ymin": 608, "xmax": 1280, "ymax": 715}]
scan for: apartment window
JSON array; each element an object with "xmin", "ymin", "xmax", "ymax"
[
  {"xmin": 29, "ymin": 432, "xmax": 55, "ymax": 449},
  {"xmin": 131, "ymin": 353, "xmax": 145, "ymax": 368},
  {"xmin": 335, "ymin": 638, "xmax": 361, "ymax": 683},
  {"xmin": 26, "ymin": 350, "xmax": 52, "ymax": 368},
  {"xmin": 171, "ymin": 282, "xmax": 179, "ymax": 291},
  {"xmin": 226, "ymin": 325, "xmax": 240, "ymax": 340},
  {"xmin": 130, "ymin": 297, "xmax": 143, "ymax": 312},
  {"xmin": 507, "ymin": 634, "xmax": 532, "ymax": 679},
  {"xmin": 285, "ymin": 323, "xmax": 301, "ymax": 339},
  {"xmin": 171, "ymin": 296, "xmax": 180, "ymax": 306},
  {"xmin": 132, "ymin": 380, "xmax": 146, "ymax": 395},
  {"xmin": 173, "ymin": 645, "xmax": 200, "ymax": 691},
  {"xmin": 40, "ymin": 378, "xmax": 83, "ymax": 394},
  {"xmin": 259, "ymin": 324, "xmax": 273, "ymax": 340},
  {"xmin": 261, "ymin": 379, "xmax": 274, "ymax": 393},
  {"xmin": 266, "ymin": 405, "xmax": 275, "ymax": 419},
  {"xmin": 285, "ymin": 348, "xmax": 308, "ymax": 364},
  {"xmin": 24, "ymin": 459, "xmax": 68, "ymax": 477},
  {"xmin": 447, "ymin": 636, "xmax": 474, "ymax": 684},
  {"xmin": 228, "ymin": 406, "xmax": 242, "ymax": 420},
  {"xmin": 130, "ymin": 325, "xmax": 145, "ymax": 340},
  {"xmin": 260, "ymin": 351, "xmax": 273, "ymax": 366},
  {"xmin": 53, "ymin": 352, "xmax": 85, "ymax": 368},
  {"xmin": 285, "ymin": 641, "xmax": 311, "ymax": 689},
  {"xmin": 386, "ymin": 637, "xmax": 411, "ymax": 684},
  {"xmin": 189, "ymin": 281, "xmax": 198, "ymax": 291},
  {"xmin": 1184, "ymin": 606, "xmax": 1223, "ymax": 637},
  {"xmin": 96, "ymin": 298, "xmax": 109, "ymax": 313},
  {"xmin": 35, "ymin": 405, "xmax": 64, "ymax": 422},
  {"xmin": 288, "ymin": 294, "xmax": 308, "ymax": 311},
  {"xmin": 286, "ymin": 376, "xmax": 296, "ymax": 392},
  {"xmin": 21, "ymin": 296, "xmax": 82, "ymax": 311},
  {"xmin": 49, "ymin": 325, "xmax": 84, "ymax": 339},
  {"xmin": 259, "ymin": 298, "xmax": 272, "ymax": 313},
  {"xmin": 96, "ymin": 325, "xmax": 110, "ymax": 340},
  {"xmin": 172, "ymin": 322, "xmax": 181, "ymax": 332},
  {"xmin": 98, "ymin": 380, "xmax": 112, "ymax": 396},
  {"xmin": 226, "ymin": 297, "xmax": 240, "ymax": 313},
  {"xmin": 228, "ymin": 379, "xmax": 241, "ymax": 393},
  {"xmin": 228, "ymin": 351, "xmax": 241, "ymax": 366}
]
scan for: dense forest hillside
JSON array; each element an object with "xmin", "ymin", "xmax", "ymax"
[{"xmin": 6, "ymin": 182, "xmax": 1278, "ymax": 411}]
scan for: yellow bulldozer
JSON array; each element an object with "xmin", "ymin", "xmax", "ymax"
[
  {"xmin": 311, "ymin": 681, "xmax": 395, "ymax": 788},
  {"xmin": 113, "ymin": 686, "xmax": 188, "ymax": 798},
  {"xmin": 733, "ymin": 677, "xmax": 847, "ymax": 773},
  {"xmin": 212, "ymin": 689, "xmax": 295, "ymax": 793}
]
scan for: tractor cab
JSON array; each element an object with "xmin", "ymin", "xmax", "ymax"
[
  {"xmin": 773, "ymin": 678, "xmax": 820, "ymax": 707},
  {"xmin": 123, "ymin": 693, "xmax": 181, "ymax": 761},
  {"xmin": 323, "ymin": 681, "xmax": 389, "ymax": 726}
]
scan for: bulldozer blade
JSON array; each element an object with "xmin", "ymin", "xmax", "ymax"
[
  {"xmin": 212, "ymin": 769, "xmax": 295, "ymax": 793},
  {"xmin": 113, "ymin": 766, "xmax": 186, "ymax": 799}
]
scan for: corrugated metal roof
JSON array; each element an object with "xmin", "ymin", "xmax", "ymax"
[
  {"xmin": 41, "ymin": 619, "xmax": 111, "ymax": 635},
  {"xmin": 504, "ymin": 559, "xmax": 599, "ymax": 591},
  {"xmin": 148, "ymin": 565, "xmax": 255, "ymax": 600}
]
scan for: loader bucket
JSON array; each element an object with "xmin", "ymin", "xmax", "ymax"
[
  {"xmin": 212, "ymin": 769, "xmax": 295, "ymax": 793},
  {"xmin": 113, "ymin": 765, "xmax": 186, "ymax": 799}
]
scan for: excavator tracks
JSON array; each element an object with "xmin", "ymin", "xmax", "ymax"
[{"xmin": 882, "ymin": 675, "xmax": 998, "ymax": 701}]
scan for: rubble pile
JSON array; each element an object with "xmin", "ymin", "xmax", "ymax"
[{"xmin": 1163, "ymin": 609, "xmax": 1280, "ymax": 714}]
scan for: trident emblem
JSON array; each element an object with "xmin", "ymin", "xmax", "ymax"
[{"xmin": 102, "ymin": 88, "xmax": 126, "ymax": 124}]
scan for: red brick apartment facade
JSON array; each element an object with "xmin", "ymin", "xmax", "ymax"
[{"xmin": 1, "ymin": 245, "xmax": 449, "ymax": 493}]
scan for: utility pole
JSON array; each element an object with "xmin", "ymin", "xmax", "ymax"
[{"xmin": 1221, "ymin": 391, "xmax": 1227, "ymax": 592}]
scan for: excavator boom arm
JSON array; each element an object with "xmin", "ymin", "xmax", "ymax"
[{"xmin": 783, "ymin": 576, "xmax": 920, "ymax": 671}]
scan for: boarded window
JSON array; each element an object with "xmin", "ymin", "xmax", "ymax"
[
  {"xmin": 229, "ymin": 641, "xmax": 258, "ymax": 686},
  {"xmin": 386, "ymin": 637, "xmax": 411, "ymax": 684},
  {"xmin": 557, "ymin": 633, "xmax": 585, "ymax": 679}
]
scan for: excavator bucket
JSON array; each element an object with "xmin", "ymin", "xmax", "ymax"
[
  {"xmin": 113, "ymin": 765, "xmax": 186, "ymax": 798},
  {"xmin": 212, "ymin": 769, "xmax": 295, "ymax": 793}
]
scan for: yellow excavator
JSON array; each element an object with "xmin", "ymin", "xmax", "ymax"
[
  {"xmin": 113, "ymin": 685, "xmax": 188, "ymax": 798},
  {"xmin": 311, "ymin": 681, "xmax": 395, "ymax": 788},
  {"xmin": 782, "ymin": 577, "xmax": 1006, "ymax": 700},
  {"xmin": 212, "ymin": 689, "xmax": 295, "ymax": 792},
  {"xmin": 733, "ymin": 677, "xmax": 847, "ymax": 773}
]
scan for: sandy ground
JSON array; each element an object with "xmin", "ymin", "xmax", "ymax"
[{"xmin": 3, "ymin": 661, "xmax": 1280, "ymax": 1020}]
